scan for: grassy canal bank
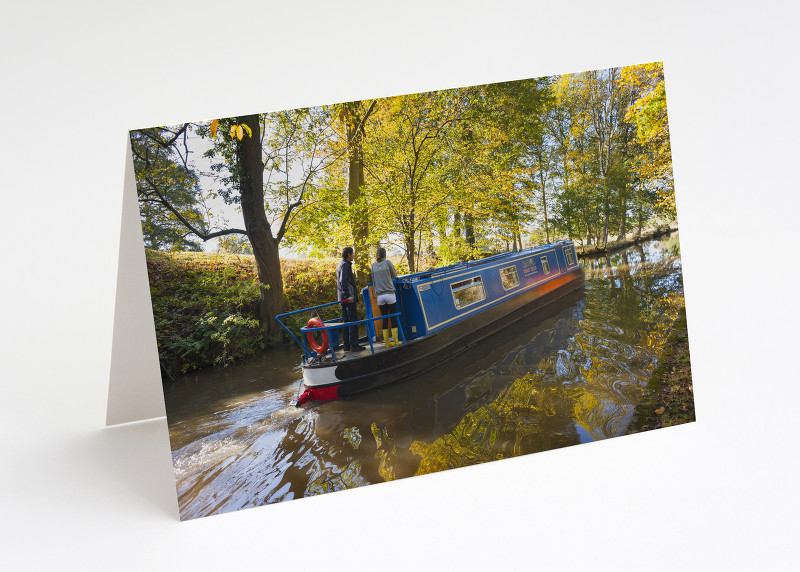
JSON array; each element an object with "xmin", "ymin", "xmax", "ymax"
[
  {"xmin": 576, "ymin": 222, "xmax": 679, "ymax": 258},
  {"xmin": 146, "ymin": 250, "xmax": 339, "ymax": 376},
  {"xmin": 625, "ymin": 306, "xmax": 696, "ymax": 434}
]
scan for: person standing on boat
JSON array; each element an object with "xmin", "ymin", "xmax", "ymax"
[
  {"xmin": 371, "ymin": 247, "xmax": 401, "ymax": 347},
  {"xmin": 337, "ymin": 247, "xmax": 364, "ymax": 352}
]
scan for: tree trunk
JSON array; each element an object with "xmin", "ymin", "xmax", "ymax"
[
  {"xmin": 617, "ymin": 193, "xmax": 627, "ymax": 241},
  {"xmin": 343, "ymin": 102, "xmax": 370, "ymax": 287},
  {"xmin": 465, "ymin": 213, "xmax": 475, "ymax": 247},
  {"xmin": 538, "ymin": 165, "xmax": 549, "ymax": 243},
  {"xmin": 405, "ymin": 234, "xmax": 416, "ymax": 273},
  {"xmin": 404, "ymin": 210, "xmax": 416, "ymax": 273},
  {"xmin": 637, "ymin": 207, "xmax": 644, "ymax": 238},
  {"xmin": 236, "ymin": 114, "xmax": 284, "ymax": 341}
]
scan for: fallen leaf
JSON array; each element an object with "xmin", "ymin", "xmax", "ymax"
[{"xmin": 654, "ymin": 406, "xmax": 665, "ymax": 415}]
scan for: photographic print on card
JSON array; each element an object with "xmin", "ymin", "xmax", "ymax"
[{"xmin": 131, "ymin": 61, "xmax": 693, "ymax": 520}]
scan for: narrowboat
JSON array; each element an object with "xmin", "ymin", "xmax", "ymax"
[{"xmin": 276, "ymin": 240, "xmax": 584, "ymax": 406}]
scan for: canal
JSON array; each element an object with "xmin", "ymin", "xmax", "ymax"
[{"xmin": 163, "ymin": 234, "xmax": 686, "ymax": 520}]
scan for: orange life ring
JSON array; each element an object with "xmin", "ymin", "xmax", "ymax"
[{"xmin": 305, "ymin": 317, "xmax": 330, "ymax": 354}]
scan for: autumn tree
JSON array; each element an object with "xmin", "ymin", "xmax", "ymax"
[
  {"xmin": 546, "ymin": 75, "xmax": 583, "ymax": 241},
  {"xmin": 365, "ymin": 90, "xmax": 471, "ymax": 272},
  {"xmin": 482, "ymin": 78, "xmax": 553, "ymax": 245},
  {"xmin": 131, "ymin": 127, "xmax": 213, "ymax": 251},
  {"xmin": 338, "ymin": 100, "xmax": 377, "ymax": 286},
  {"xmin": 620, "ymin": 63, "xmax": 675, "ymax": 219},
  {"xmin": 426, "ymin": 79, "xmax": 551, "ymax": 259},
  {"xmin": 202, "ymin": 115, "xmax": 285, "ymax": 340},
  {"xmin": 204, "ymin": 111, "xmax": 339, "ymax": 339},
  {"xmin": 544, "ymin": 66, "xmax": 674, "ymax": 249},
  {"xmin": 132, "ymin": 109, "xmax": 338, "ymax": 340},
  {"xmin": 578, "ymin": 68, "xmax": 626, "ymax": 247}
]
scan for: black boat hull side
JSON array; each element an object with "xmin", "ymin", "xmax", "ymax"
[{"xmin": 305, "ymin": 266, "xmax": 585, "ymax": 398}]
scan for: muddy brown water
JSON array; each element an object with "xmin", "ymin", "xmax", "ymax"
[{"xmin": 164, "ymin": 235, "xmax": 685, "ymax": 520}]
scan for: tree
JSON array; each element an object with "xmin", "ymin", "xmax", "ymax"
[
  {"xmin": 216, "ymin": 114, "xmax": 285, "ymax": 340},
  {"xmin": 498, "ymin": 79, "xmax": 552, "ymax": 245},
  {"xmin": 132, "ymin": 108, "xmax": 338, "ymax": 341},
  {"xmin": 546, "ymin": 75, "xmax": 583, "ymax": 242},
  {"xmin": 202, "ymin": 110, "xmax": 339, "ymax": 339},
  {"xmin": 546, "ymin": 68, "xmax": 661, "ymax": 249},
  {"xmin": 131, "ymin": 127, "xmax": 211, "ymax": 251},
  {"xmin": 365, "ymin": 90, "xmax": 471, "ymax": 272},
  {"xmin": 579, "ymin": 68, "xmax": 624, "ymax": 247},
  {"xmin": 430, "ymin": 79, "xmax": 550, "ymax": 258},
  {"xmin": 620, "ymin": 63, "xmax": 675, "ymax": 218},
  {"xmin": 337, "ymin": 100, "xmax": 377, "ymax": 286}
]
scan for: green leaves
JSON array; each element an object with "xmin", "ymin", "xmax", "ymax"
[{"xmin": 130, "ymin": 128, "xmax": 207, "ymax": 251}]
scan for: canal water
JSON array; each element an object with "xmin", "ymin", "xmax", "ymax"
[{"xmin": 163, "ymin": 235, "xmax": 686, "ymax": 520}]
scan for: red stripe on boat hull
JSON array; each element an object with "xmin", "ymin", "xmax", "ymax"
[{"xmin": 295, "ymin": 384, "xmax": 341, "ymax": 406}]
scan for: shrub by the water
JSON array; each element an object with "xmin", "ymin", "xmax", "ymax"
[{"xmin": 146, "ymin": 250, "xmax": 338, "ymax": 375}]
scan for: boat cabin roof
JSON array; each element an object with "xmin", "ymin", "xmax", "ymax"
[{"xmin": 363, "ymin": 240, "xmax": 579, "ymax": 342}]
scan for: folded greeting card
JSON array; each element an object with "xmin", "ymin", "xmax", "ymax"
[{"xmin": 109, "ymin": 62, "xmax": 694, "ymax": 520}]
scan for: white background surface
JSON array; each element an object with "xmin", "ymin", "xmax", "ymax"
[{"xmin": 2, "ymin": 1, "xmax": 799, "ymax": 570}]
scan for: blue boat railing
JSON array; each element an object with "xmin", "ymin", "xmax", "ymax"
[{"xmin": 275, "ymin": 302, "xmax": 406, "ymax": 361}]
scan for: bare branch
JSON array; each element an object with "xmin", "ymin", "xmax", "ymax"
[
  {"xmin": 142, "ymin": 175, "xmax": 247, "ymax": 241},
  {"xmin": 138, "ymin": 124, "xmax": 189, "ymax": 149}
]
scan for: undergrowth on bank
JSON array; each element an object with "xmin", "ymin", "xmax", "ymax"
[{"xmin": 146, "ymin": 250, "xmax": 339, "ymax": 375}]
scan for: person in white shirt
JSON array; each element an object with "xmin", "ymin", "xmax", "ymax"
[{"xmin": 370, "ymin": 247, "xmax": 401, "ymax": 347}]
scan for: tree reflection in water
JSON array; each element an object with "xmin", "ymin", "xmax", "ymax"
[{"xmin": 409, "ymin": 241, "xmax": 685, "ymax": 475}]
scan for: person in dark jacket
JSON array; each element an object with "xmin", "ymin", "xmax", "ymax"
[{"xmin": 337, "ymin": 246, "xmax": 363, "ymax": 351}]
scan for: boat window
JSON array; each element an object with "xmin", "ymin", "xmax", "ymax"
[
  {"xmin": 500, "ymin": 265, "xmax": 520, "ymax": 290},
  {"xmin": 565, "ymin": 248, "xmax": 574, "ymax": 265},
  {"xmin": 451, "ymin": 276, "xmax": 486, "ymax": 310},
  {"xmin": 541, "ymin": 256, "xmax": 550, "ymax": 274}
]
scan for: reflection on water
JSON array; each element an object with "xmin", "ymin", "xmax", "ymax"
[{"xmin": 165, "ymin": 234, "xmax": 687, "ymax": 519}]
